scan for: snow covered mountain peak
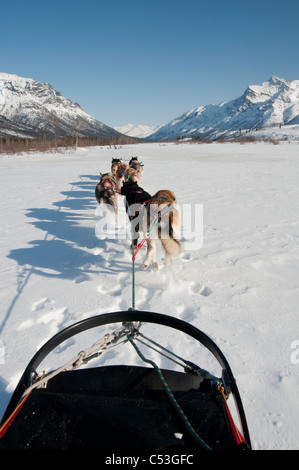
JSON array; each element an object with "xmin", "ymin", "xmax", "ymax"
[
  {"xmin": 266, "ymin": 75, "xmax": 296, "ymax": 88},
  {"xmin": 0, "ymin": 73, "xmax": 77, "ymax": 111},
  {"xmin": 0, "ymin": 72, "xmax": 121, "ymax": 139},
  {"xmin": 114, "ymin": 123, "xmax": 163, "ymax": 138},
  {"xmin": 245, "ymin": 76, "xmax": 297, "ymax": 102},
  {"xmin": 148, "ymin": 76, "xmax": 299, "ymax": 141}
]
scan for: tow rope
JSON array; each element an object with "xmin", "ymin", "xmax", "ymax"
[
  {"xmin": 132, "ymin": 203, "xmax": 173, "ymax": 260},
  {"xmin": 127, "ymin": 334, "xmax": 212, "ymax": 450}
]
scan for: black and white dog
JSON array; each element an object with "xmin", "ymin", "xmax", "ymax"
[{"xmin": 121, "ymin": 180, "xmax": 151, "ymax": 247}]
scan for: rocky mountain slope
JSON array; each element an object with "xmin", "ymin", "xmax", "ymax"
[
  {"xmin": 0, "ymin": 73, "xmax": 122, "ymax": 139},
  {"xmin": 147, "ymin": 76, "xmax": 299, "ymax": 141}
]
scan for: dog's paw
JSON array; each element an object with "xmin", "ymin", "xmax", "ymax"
[{"xmin": 142, "ymin": 264, "xmax": 148, "ymax": 270}]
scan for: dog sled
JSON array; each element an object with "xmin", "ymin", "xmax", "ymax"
[{"xmin": 0, "ymin": 310, "xmax": 251, "ymax": 451}]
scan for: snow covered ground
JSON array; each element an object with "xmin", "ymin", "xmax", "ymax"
[{"xmin": 0, "ymin": 141, "xmax": 298, "ymax": 450}]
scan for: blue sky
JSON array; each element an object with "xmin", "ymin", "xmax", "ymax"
[{"xmin": 2, "ymin": 0, "xmax": 299, "ymax": 127}]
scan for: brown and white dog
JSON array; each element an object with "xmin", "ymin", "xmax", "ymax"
[
  {"xmin": 115, "ymin": 163, "xmax": 129, "ymax": 191},
  {"xmin": 142, "ymin": 190, "xmax": 181, "ymax": 271},
  {"xmin": 122, "ymin": 182, "xmax": 181, "ymax": 271},
  {"xmin": 95, "ymin": 172, "xmax": 119, "ymax": 217},
  {"xmin": 124, "ymin": 157, "xmax": 143, "ymax": 185},
  {"xmin": 111, "ymin": 158, "xmax": 121, "ymax": 178},
  {"xmin": 110, "ymin": 158, "xmax": 129, "ymax": 192}
]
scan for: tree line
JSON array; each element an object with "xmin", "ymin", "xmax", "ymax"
[{"xmin": 0, "ymin": 135, "xmax": 140, "ymax": 155}]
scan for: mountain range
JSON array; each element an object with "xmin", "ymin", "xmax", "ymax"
[
  {"xmin": 1, "ymin": 73, "xmax": 299, "ymax": 142},
  {"xmin": 146, "ymin": 76, "xmax": 299, "ymax": 141},
  {"xmin": 0, "ymin": 73, "xmax": 122, "ymax": 139}
]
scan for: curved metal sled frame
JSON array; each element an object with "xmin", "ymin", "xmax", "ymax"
[{"xmin": 1, "ymin": 310, "xmax": 251, "ymax": 449}]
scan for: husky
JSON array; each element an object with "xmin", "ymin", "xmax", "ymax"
[
  {"xmin": 122, "ymin": 182, "xmax": 181, "ymax": 271},
  {"xmin": 115, "ymin": 162, "xmax": 129, "ymax": 191},
  {"xmin": 126, "ymin": 156, "xmax": 143, "ymax": 185},
  {"xmin": 121, "ymin": 180, "xmax": 151, "ymax": 247},
  {"xmin": 124, "ymin": 166, "xmax": 141, "ymax": 186},
  {"xmin": 95, "ymin": 172, "xmax": 119, "ymax": 217},
  {"xmin": 111, "ymin": 158, "xmax": 122, "ymax": 178},
  {"xmin": 110, "ymin": 158, "xmax": 129, "ymax": 191},
  {"xmin": 142, "ymin": 190, "xmax": 181, "ymax": 271}
]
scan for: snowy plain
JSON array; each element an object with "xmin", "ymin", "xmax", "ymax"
[{"xmin": 0, "ymin": 141, "xmax": 298, "ymax": 451}]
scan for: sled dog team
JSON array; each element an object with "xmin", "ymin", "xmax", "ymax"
[{"xmin": 95, "ymin": 157, "xmax": 181, "ymax": 271}]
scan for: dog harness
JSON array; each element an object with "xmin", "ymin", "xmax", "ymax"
[
  {"xmin": 132, "ymin": 203, "xmax": 173, "ymax": 260},
  {"xmin": 98, "ymin": 176, "xmax": 118, "ymax": 193}
]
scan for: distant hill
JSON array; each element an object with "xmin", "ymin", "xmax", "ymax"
[{"xmin": 114, "ymin": 123, "xmax": 162, "ymax": 139}]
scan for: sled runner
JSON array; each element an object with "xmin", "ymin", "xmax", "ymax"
[{"xmin": 0, "ymin": 310, "xmax": 251, "ymax": 451}]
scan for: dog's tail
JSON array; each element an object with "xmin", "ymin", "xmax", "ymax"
[{"xmin": 161, "ymin": 236, "xmax": 181, "ymax": 258}]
